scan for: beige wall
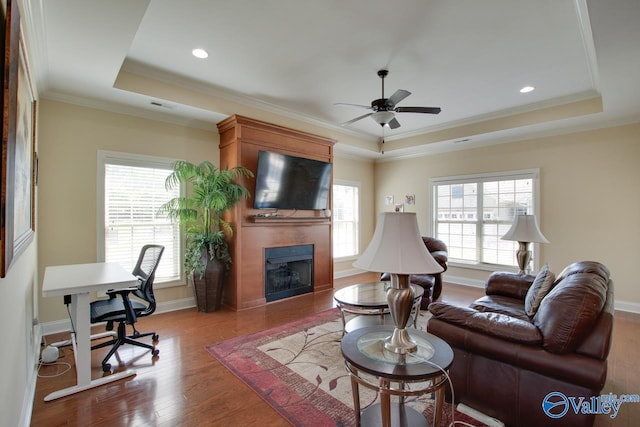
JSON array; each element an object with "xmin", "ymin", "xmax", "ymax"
[
  {"xmin": 36, "ymin": 100, "xmax": 377, "ymax": 324},
  {"xmin": 37, "ymin": 99, "xmax": 217, "ymax": 323},
  {"xmin": 374, "ymin": 123, "xmax": 640, "ymax": 307},
  {"xmin": 332, "ymin": 156, "xmax": 376, "ymax": 274}
]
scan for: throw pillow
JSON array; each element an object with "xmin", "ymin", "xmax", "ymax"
[{"xmin": 524, "ymin": 264, "xmax": 556, "ymax": 317}]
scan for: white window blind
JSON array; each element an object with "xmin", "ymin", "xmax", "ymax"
[
  {"xmin": 432, "ymin": 169, "xmax": 540, "ymax": 270},
  {"xmin": 333, "ymin": 182, "xmax": 360, "ymax": 258},
  {"xmin": 99, "ymin": 151, "xmax": 182, "ymax": 284}
]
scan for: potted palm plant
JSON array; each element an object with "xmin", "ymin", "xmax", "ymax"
[{"xmin": 161, "ymin": 160, "xmax": 253, "ymax": 312}]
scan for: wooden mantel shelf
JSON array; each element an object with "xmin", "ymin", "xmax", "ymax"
[{"xmin": 248, "ymin": 216, "xmax": 330, "ymax": 225}]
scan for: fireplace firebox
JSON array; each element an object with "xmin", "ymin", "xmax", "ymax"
[{"xmin": 265, "ymin": 245, "xmax": 313, "ymax": 302}]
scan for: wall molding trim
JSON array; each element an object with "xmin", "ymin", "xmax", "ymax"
[
  {"xmin": 613, "ymin": 300, "xmax": 640, "ymax": 315},
  {"xmin": 336, "ymin": 270, "xmax": 640, "ymax": 315},
  {"xmin": 39, "ymin": 297, "xmax": 196, "ymax": 338}
]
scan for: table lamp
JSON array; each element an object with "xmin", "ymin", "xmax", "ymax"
[
  {"xmin": 353, "ymin": 212, "xmax": 443, "ymax": 354},
  {"xmin": 501, "ymin": 214, "xmax": 549, "ymax": 274}
]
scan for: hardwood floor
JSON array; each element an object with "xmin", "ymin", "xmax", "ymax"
[{"xmin": 31, "ymin": 274, "xmax": 639, "ymax": 426}]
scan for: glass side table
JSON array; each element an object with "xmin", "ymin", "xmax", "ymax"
[
  {"xmin": 333, "ymin": 282, "xmax": 424, "ymax": 335},
  {"xmin": 341, "ymin": 326, "xmax": 454, "ymax": 427}
]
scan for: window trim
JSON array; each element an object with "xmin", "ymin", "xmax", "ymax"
[
  {"xmin": 332, "ymin": 179, "xmax": 361, "ymax": 260},
  {"xmin": 97, "ymin": 150, "xmax": 185, "ymax": 288},
  {"xmin": 430, "ymin": 168, "xmax": 542, "ymax": 272}
]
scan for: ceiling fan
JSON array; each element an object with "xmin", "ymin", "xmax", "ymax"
[{"xmin": 337, "ymin": 69, "xmax": 441, "ymax": 129}]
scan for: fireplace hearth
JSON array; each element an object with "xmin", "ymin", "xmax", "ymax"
[{"xmin": 265, "ymin": 245, "xmax": 313, "ymax": 302}]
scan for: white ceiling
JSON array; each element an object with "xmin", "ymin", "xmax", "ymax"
[{"xmin": 20, "ymin": 0, "xmax": 640, "ymax": 159}]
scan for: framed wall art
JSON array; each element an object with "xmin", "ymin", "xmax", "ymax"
[{"xmin": 1, "ymin": 0, "xmax": 36, "ymax": 278}]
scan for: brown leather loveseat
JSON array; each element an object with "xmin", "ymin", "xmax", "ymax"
[
  {"xmin": 381, "ymin": 236, "xmax": 448, "ymax": 309},
  {"xmin": 427, "ymin": 261, "xmax": 613, "ymax": 427}
]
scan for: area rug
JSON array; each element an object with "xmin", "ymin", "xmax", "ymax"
[{"xmin": 206, "ymin": 308, "xmax": 486, "ymax": 426}]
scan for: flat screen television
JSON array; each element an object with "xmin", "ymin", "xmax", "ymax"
[{"xmin": 253, "ymin": 150, "xmax": 332, "ymax": 210}]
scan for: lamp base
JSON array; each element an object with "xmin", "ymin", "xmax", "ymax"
[
  {"xmin": 516, "ymin": 242, "xmax": 532, "ymax": 275},
  {"xmin": 385, "ymin": 274, "xmax": 417, "ymax": 354},
  {"xmin": 384, "ymin": 327, "xmax": 417, "ymax": 354}
]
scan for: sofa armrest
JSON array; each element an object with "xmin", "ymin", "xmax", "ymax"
[
  {"xmin": 429, "ymin": 302, "xmax": 542, "ymax": 345},
  {"xmin": 485, "ymin": 272, "xmax": 535, "ymax": 300},
  {"xmin": 427, "ymin": 317, "xmax": 608, "ymax": 390}
]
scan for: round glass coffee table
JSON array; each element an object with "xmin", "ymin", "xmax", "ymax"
[
  {"xmin": 333, "ymin": 282, "xmax": 424, "ymax": 335},
  {"xmin": 341, "ymin": 326, "xmax": 454, "ymax": 427}
]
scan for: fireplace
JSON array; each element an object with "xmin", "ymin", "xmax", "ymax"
[{"xmin": 265, "ymin": 245, "xmax": 314, "ymax": 302}]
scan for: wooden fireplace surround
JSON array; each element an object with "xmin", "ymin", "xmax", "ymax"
[{"xmin": 217, "ymin": 115, "xmax": 336, "ymax": 310}]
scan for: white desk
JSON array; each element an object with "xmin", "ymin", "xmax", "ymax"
[{"xmin": 42, "ymin": 262, "xmax": 138, "ymax": 401}]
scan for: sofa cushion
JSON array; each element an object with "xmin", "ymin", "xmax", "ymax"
[
  {"xmin": 485, "ymin": 271, "xmax": 535, "ymax": 300},
  {"xmin": 533, "ymin": 272, "xmax": 607, "ymax": 354},
  {"xmin": 429, "ymin": 302, "xmax": 542, "ymax": 345},
  {"xmin": 524, "ymin": 264, "xmax": 555, "ymax": 317},
  {"xmin": 471, "ymin": 295, "xmax": 530, "ymax": 321}
]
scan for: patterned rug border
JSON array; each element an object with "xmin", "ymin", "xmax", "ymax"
[
  {"xmin": 206, "ymin": 308, "xmax": 485, "ymax": 427},
  {"xmin": 206, "ymin": 308, "xmax": 349, "ymax": 426}
]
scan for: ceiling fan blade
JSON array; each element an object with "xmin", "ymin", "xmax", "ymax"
[
  {"xmin": 334, "ymin": 102, "xmax": 372, "ymax": 109},
  {"xmin": 395, "ymin": 106, "xmax": 442, "ymax": 114},
  {"xmin": 387, "ymin": 89, "xmax": 411, "ymax": 107},
  {"xmin": 388, "ymin": 117, "xmax": 401, "ymax": 129},
  {"xmin": 340, "ymin": 112, "xmax": 373, "ymax": 126}
]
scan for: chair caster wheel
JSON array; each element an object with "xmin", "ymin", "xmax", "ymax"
[
  {"xmin": 152, "ymin": 349, "xmax": 159, "ymax": 357},
  {"xmin": 152, "ymin": 333, "xmax": 159, "ymax": 341},
  {"xmin": 102, "ymin": 363, "xmax": 111, "ymax": 372}
]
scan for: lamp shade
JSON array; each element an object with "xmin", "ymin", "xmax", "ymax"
[
  {"xmin": 353, "ymin": 212, "xmax": 444, "ymax": 274},
  {"xmin": 501, "ymin": 214, "xmax": 550, "ymax": 243}
]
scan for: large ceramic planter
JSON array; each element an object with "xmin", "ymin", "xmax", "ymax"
[{"xmin": 193, "ymin": 247, "xmax": 226, "ymax": 312}]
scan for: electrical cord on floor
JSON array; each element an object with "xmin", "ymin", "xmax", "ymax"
[
  {"xmin": 37, "ymin": 338, "xmax": 72, "ymax": 378},
  {"xmin": 37, "ymin": 359, "xmax": 72, "ymax": 378},
  {"xmin": 36, "ymin": 298, "xmax": 78, "ymax": 379}
]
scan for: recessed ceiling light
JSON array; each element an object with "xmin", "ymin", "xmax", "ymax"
[
  {"xmin": 520, "ymin": 85, "xmax": 535, "ymax": 93},
  {"xmin": 192, "ymin": 48, "xmax": 208, "ymax": 59}
]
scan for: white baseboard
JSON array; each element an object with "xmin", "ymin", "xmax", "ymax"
[
  {"xmin": 156, "ymin": 297, "xmax": 196, "ymax": 313},
  {"xmin": 334, "ymin": 268, "xmax": 366, "ymax": 279},
  {"xmin": 614, "ymin": 300, "xmax": 640, "ymax": 314},
  {"xmin": 21, "ymin": 335, "xmax": 40, "ymax": 427},
  {"xmin": 336, "ymin": 270, "xmax": 486, "ymax": 289},
  {"xmin": 40, "ymin": 297, "xmax": 196, "ymax": 338},
  {"xmin": 442, "ymin": 273, "xmax": 486, "ymax": 288},
  {"xmin": 445, "ymin": 274, "xmax": 640, "ymax": 315},
  {"xmin": 339, "ymin": 270, "xmax": 640, "ymax": 316}
]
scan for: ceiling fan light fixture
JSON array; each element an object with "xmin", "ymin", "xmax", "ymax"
[{"xmin": 371, "ymin": 111, "xmax": 395, "ymax": 127}]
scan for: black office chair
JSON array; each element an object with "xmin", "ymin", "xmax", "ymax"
[{"xmin": 90, "ymin": 244, "xmax": 164, "ymax": 372}]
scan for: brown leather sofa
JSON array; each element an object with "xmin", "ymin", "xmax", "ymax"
[
  {"xmin": 427, "ymin": 261, "xmax": 613, "ymax": 427},
  {"xmin": 381, "ymin": 236, "xmax": 448, "ymax": 309}
]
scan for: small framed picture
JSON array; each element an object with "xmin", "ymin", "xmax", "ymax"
[
  {"xmin": 385, "ymin": 195, "xmax": 394, "ymax": 206},
  {"xmin": 394, "ymin": 203, "xmax": 404, "ymax": 212},
  {"xmin": 405, "ymin": 194, "xmax": 415, "ymax": 205}
]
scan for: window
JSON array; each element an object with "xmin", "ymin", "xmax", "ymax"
[
  {"xmin": 98, "ymin": 151, "xmax": 183, "ymax": 285},
  {"xmin": 333, "ymin": 182, "xmax": 360, "ymax": 258},
  {"xmin": 431, "ymin": 169, "xmax": 540, "ymax": 269}
]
